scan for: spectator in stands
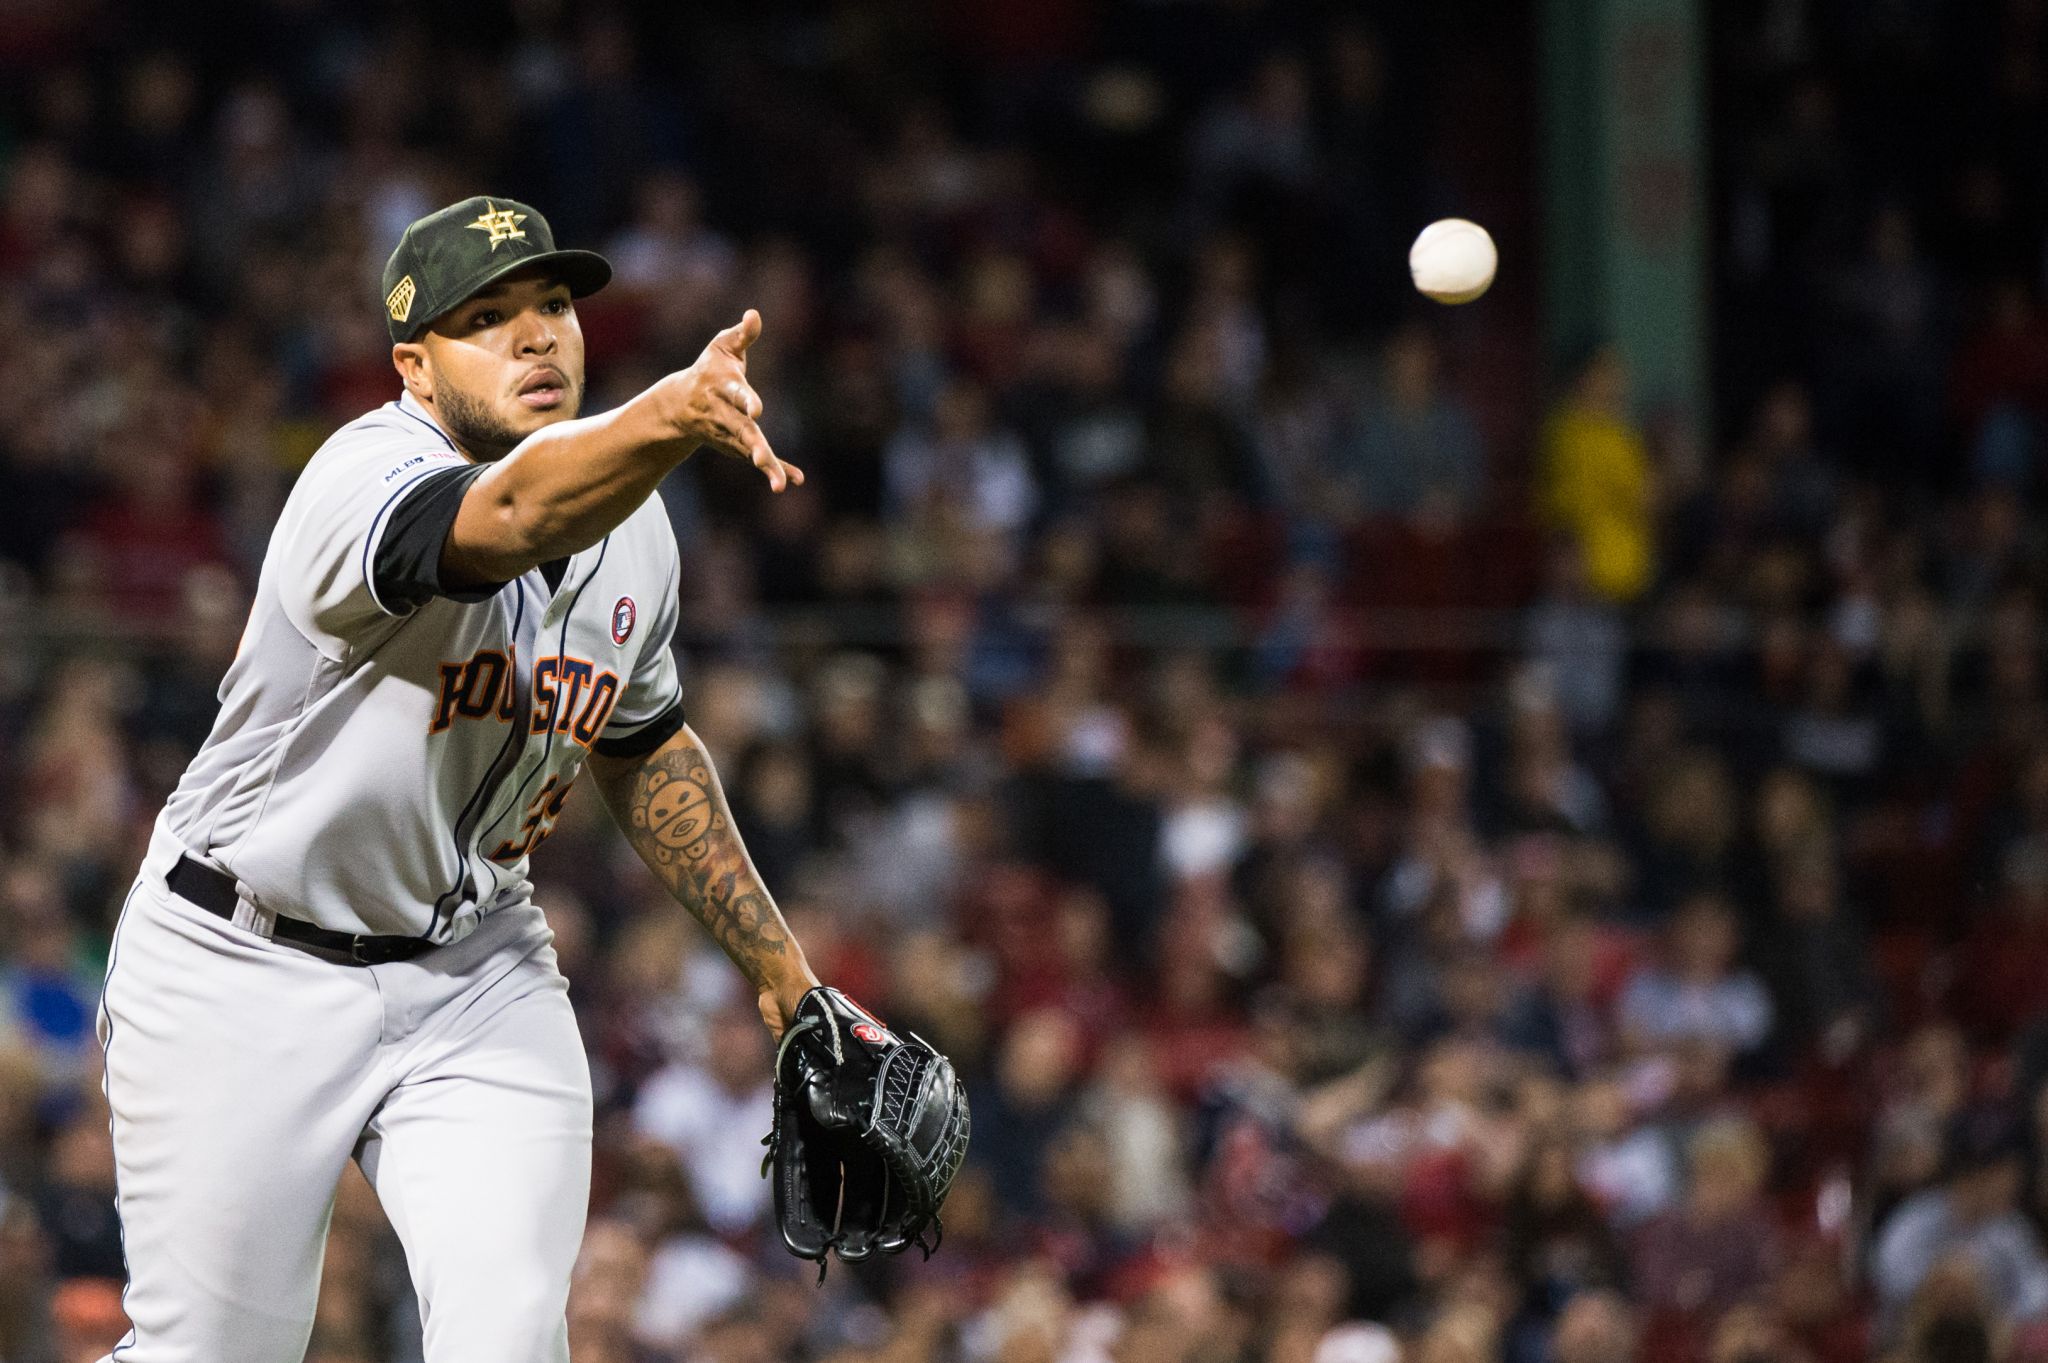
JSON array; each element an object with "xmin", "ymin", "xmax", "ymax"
[
  {"xmin": 885, "ymin": 378, "xmax": 1039, "ymax": 544},
  {"xmin": 1539, "ymin": 343, "xmax": 1655, "ymax": 604},
  {"xmin": 1524, "ymin": 544, "xmax": 1628, "ymax": 734},
  {"xmin": 1873, "ymin": 1108, "xmax": 2048, "ymax": 1335},
  {"xmin": 1343, "ymin": 326, "xmax": 1487, "ymax": 522},
  {"xmin": 1754, "ymin": 845, "xmax": 1881, "ymax": 1065},
  {"xmin": 609, "ymin": 1140, "xmax": 753, "ymax": 1353},
  {"xmin": 1631, "ymin": 1117, "xmax": 1783, "ymax": 1327},
  {"xmin": 1503, "ymin": 1131, "xmax": 1628, "ymax": 1329},
  {"xmin": 1547, "ymin": 1290, "xmax": 1638, "ymax": 1363},
  {"xmin": 1630, "ymin": 751, "xmax": 1741, "ymax": 922},
  {"xmin": 629, "ymin": 1004, "xmax": 778, "ymax": 1235},
  {"xmin": 1619, "ymin": 894, "xmax": 1775, "ymax": 1062},
  {"xmin": 1503, "ymin": 911, "xmax": 1623, "ymax": 1080}
]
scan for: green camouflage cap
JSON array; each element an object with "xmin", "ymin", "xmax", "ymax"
[{"xmin": 380, "ymin": 195, "xmax": 611, "ymax": 343}]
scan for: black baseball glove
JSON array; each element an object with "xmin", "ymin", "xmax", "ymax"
[{"xmin": 761, "ymin": 986, "xmax": 970, "ymax": 1276}]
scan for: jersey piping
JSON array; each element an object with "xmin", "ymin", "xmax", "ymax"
[
  {"xmin": 427, "ymin": 582, "xmax": 531, "ymax": 937},
  {"xmin": 467, "ymin": 536, "xmax": 611, "ymax": 911}
]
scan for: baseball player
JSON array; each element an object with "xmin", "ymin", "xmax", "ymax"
[{"xmin": 97, "ymin": 196, "xmax": 820, "ymax": 1363}]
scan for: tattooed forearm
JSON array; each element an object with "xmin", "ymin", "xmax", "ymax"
[{"xmin": 593, "ymin": 726, "xmax": 801, "ymax": 993}]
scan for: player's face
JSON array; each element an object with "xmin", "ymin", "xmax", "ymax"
[{"xmin": 404, "ymin": 270, "xmax": 587, "ymax": 460}]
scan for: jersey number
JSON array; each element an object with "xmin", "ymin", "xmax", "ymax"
[{"xmin": 491, "ymin": 775, "xmax": 576, "ymax": 862}]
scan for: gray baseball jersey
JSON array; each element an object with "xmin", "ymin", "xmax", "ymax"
[{"xmin": 159, "ymin": 390, "xmax": 684, "ymax": 941}]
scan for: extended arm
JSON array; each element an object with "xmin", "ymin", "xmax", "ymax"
[
  {"xmin": 589, "ymin": 722, "xmax": 818, "ymax": 1036},
  {"xmin": 444, "ymin": 310, "xmax": 801, "ymax": 587}
]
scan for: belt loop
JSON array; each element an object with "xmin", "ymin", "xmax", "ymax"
[{"xmin": 230, "ymin": 883, "xmax": 277, "ymax": 940}]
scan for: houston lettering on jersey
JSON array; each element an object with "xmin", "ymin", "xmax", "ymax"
[{"xmin": 430, "ymin": 649, "xmax": 621, "ymax": 746}]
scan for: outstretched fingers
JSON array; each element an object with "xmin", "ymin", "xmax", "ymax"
[
  {"xmin": 748, "ymin": 431, "xmax": 803, "ymax": 492},
  {"xmin": 693, "ymin": 310, "xmax": 800, "ymax": 489},
  {"xmin": 709, "ymin": 374, "xmax": 800, "ymax": 490},
  {"xmin": 705, "ymin": 407, "xmax": 797, "ymax": 491},
  {"xmin": 762, "ymin": 450, "xmax": 804, "ymax": 490}
]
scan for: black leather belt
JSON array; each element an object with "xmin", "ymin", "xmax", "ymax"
[{"xmin": 167, "ymin": 854, "xmax": 435, "ymax": 966}]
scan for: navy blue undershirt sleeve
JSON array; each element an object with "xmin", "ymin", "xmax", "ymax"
[
  {"xmin": 373, "ymin": 464, "xmax": 508, "ymax": 611},
  {"xmin": 592, "ymin": 701, "xmax": 687, "ymax": 759}
]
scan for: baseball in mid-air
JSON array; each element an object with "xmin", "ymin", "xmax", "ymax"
[{"xmin": 1409, "ymin": 218, "xmax": 1497, "ymax": 304}]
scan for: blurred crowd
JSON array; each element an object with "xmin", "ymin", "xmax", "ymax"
[{"xmin": 4, "ymin": 1, "xmax": 2048, "ymax": 1362}]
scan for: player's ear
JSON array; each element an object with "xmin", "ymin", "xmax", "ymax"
[{"xmin": 392, "ymin": 342, "xmax": 432, "ymax": 402}]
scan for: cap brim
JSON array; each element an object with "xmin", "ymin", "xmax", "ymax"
[
  {"xmin": 408, "ymin": 249, "xmax": 614, "ymax": 339},
  {"xmin": 467, "ymin": 248, "xmax": 612, "ymax": 301}
]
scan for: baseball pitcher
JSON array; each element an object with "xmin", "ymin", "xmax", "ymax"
[{"xmin": 95, "ymin": 195, "xmax": 896, "ymax": 1363}]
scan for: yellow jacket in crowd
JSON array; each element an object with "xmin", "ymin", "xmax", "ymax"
[{"xmin": 1539, "ymin": 400, "xmax": 1655, "ymax": 603}]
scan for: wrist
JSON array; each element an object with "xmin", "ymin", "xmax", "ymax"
[
  {"xmin": 758, "ymin": 964, "xmax": 819, "ymax": 1035},
  {"xmin": 634, "ymin": 376, "xmax": 702, "ymax": 454},
  {"xmin": 772, "ymin": 962, "xmax": 820, "ymax": 998},
  {"xmin": 763, "ymin": 962, "xmax": 819, "ymax": 1006}
]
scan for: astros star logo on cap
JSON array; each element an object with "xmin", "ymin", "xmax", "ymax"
[{"xmin": 466, "ymin": 202, "xmax": 528, "ymax": 251}]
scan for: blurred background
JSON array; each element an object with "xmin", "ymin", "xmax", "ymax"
[{"xmin": 3, "ymin": 0, "xmax": 2048, "ymax": 1361}]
